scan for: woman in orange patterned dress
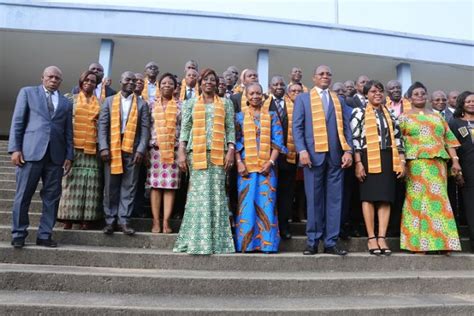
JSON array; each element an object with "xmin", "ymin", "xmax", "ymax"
[{"xmin": 398, "ymin": 82, "xmax": 462, "ymax": 254}]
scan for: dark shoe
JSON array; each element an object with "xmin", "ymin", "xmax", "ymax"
[
  {"xmin": 120, "ymin": 224, "xmax": 135, "ymax": 236},
  {"xmin": 324, "ymin": 246, "xmax": 348, "ymax": 256},
  {"xmin": 303, "ymin": 245, "xmax": 318, "ymax": 255},
  {"xmin": 281, "ymin": 231, "xmax": 292, "ymax": 240},
  {"xmin": 79, "ymin": 222, "xmax": 91, "ymax": 230},
  {"xmin": 103, "ymin": 224, "xmax": 114, "ymax": 235},
  {"xmin": 36, "ymin": 237, "xmax": 58, "ymax": 248},
  {"xmin": 11, "ymin": 237, "xmax": 25, "ymax": 249},
  {"xmin": 368, "ymin": 236, "xmax": 382, "ymax": 256},
  {"xmin": 377, "ymin": 236, "xmax": 392, "ymax": 256},
  {"xmin": 63, "ymin": 221, "xmax": 73, "ymax": 230}
]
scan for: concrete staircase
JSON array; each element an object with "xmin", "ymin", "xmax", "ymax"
[{"xmin": 0, "ymin": 140, "xmax": 473, "ymax": 315}]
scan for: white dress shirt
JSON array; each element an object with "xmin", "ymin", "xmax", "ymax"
[
  {"xmin": 121, "ymin": 94, "xmax": 134, "ymax": 133},
  {"xmin": 147, "ymin": 81, "xmax": 157, "ymax": 101}
]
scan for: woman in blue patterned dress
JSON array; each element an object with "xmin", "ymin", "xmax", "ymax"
[{"xmin": 234, "ymin": 83, "xmax": 288, "ymax": 253}]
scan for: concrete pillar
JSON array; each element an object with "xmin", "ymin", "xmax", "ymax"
[
  {"xmin": 98, "ymin": 39, "xmax": 114, "ymax": 78},
  {"xmin": 396, "ymin": 63, "xmax": 412, "ymax": 96},
  {"xmin": 257, "ymin": 49, "xmax": 269, "ymax": 93}
]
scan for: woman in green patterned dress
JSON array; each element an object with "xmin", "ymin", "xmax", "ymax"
[
  {"xmin": 57, "ymin": 71, "xmax": 103, "ymax": 230},
  {"xmin": 398, "ymin": 82, "xmax": 462, "ymax": 254},
  {"xmin": 174, "ymin": 68, "xmax": 236, "ymax": 255}
]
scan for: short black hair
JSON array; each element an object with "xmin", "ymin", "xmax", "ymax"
[
  {"xmin": 158, "ymin": 72, "xmax": 178, "ymax": 88},
  {"xmin": 454, "ymin": 90, "xmax": 474, "ymax": 118},
  {"xmin": 406, "ymin": 81, "xmax": 427, "ymax": 98},
  {"xmin": 363, "ymin": 80, "xmax": 384, "ymax": 96}
]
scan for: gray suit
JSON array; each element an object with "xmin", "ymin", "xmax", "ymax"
[
  {"xmin": 98, "ymin": 94, "xmax": 150, "ymax": 225},
  {"xmin": 8, "ymin": 85, "xmax": 73, "ymax": 239}
]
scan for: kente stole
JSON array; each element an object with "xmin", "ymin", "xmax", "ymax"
[
  {"xmin": 152, "ymin": 98, "xmax": 177, "ymax": 164},
  {"xmin": 364, "ymin": 104, "xmax": 402, "ymax": 173},
  {"xmin": 192, "ymin": 95, "xmax": 225, "ymax": 170},
  {"xmin": 110, "ymin": 93, "xmax": 138, "ymax": 175},
  {"xmin": 386, "ymin": 96, "xmax": 412, "ymax": 113},
  {"xmin": 310, "ymin": 88, "xmax": 351, "ymax": 152},
  {"xmin": 73, "ymin": 91, "xmax": 100, "ymax": 154},
  {"xmin": 143, "ymin": 79, "xmax": 160, "ymax": 103},
  {"xmin": 179, "ymin": 79, "xmax": 199, "ymax": 101},
  {"xmin": 284, "ymin": 95, "xmax": 296, "ymax": 164},
  {"xmin": 243, "ymin": 101, "xmax": 271, "ymax": 173}
]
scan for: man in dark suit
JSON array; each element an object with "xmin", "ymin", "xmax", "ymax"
[
  {"xmin": 98, "ymin": 71, "xmax": 150, "ymax": 236},
  {"xmin": 72, "ymin": 62, "xmax": 116, "ymax": 100},
  {"xmin": 267, "ymin": 75, "xmax": 297, "ymax": 239},
  {"xmin": 345, "ymin": 75, "xmax": 369, "ymax": 108},
  {"xmin": 293, "ymin": 65, "xmax": 353, "ymax": 256},
  {"xmin": 8, "ymin": 66, "xmax": 73, "ymax": 248},
  {"xmin": 183, "ymin": 69, "xmax": 199, "ymax": 101}
]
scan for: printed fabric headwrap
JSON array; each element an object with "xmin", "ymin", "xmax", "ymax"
[
  {"xmin": 364, "ymin": 104, "xmax": 402, "ymax": 173},
  {"xmin": 310, "ymin": 88, "xmax": 351, "ymax": 152},
  {"xmin": 243, "ymin": 98, "xmax": 271, "ymax": 173},
  {"xmin": 110, "ymin": 93, "xmax": 138, "ymax": 175},
  {"xmin": 192, "ymin": 95, "xmax": 225, "ymax": 170},
  {"xmin": 73, "ymin": 91, "xmax": 100, "ymax": 154},
  {"xmin": 152, "ymin": 97, "xmax": 177, "ymax": 164},
  {"xmin": 142, "ymin": 78, "xmax": 160, "ymax": 103}
]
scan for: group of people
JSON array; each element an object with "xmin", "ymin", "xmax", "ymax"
[{"xmin": 8, "ymin": 60, "xmax": 473, "ymax": 257}]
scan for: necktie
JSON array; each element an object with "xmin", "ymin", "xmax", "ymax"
[
  {"xmin": 46, "ymin": 91, "xmax": 55, "ymax": 116},
  {"xmin": 276, "ymin": 98, "xmax": 286, "ymax": 122},
  {"xmin": 186, "ymin": 88, "xmax": 193, "ymax": 100},
  {"xmin": 321, "ymin": 90, "xmax": 329, "ymax": 118}
]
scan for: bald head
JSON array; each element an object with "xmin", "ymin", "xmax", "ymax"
[
  {"xmin": 355, "ymin": 75, "xmax": 369, "ymax": 94},
  {"xmin": 120, "ymin": 71, "xmax": 136, "ymax": 96},
  {"xmin": 290, "ymin": 67, "xmax": 303, "ymax": 83},
  {"xmin": 386, "ymin": 80, "xmax": 402, "ymax": 102},
  {"xmin": 88, "ymin": 63, "xmax": 104, "ymax": 82},
  {"xmin": 430, "ymin": 90, "xmax": 447, "ymax": 112},
  {"xmin": 42, "ymin": 66, "xmax": 63, "ymax": 92},
  {"xmin": 185, "ymin": 60, "xmax": 198, "ymax": 73},
  {"xmin": 448, "ymin": 90, "xmax": 460, "ymax": 108},
  {"xmin": 312, "ymin": 65, "xmax": 332, "ymax": 90},
  {"xmin": 145, "ymin": 61, "xmax": 159, "ymax": 80},
  {"xmin": 270, "ymin": 75, "xmax": 286, "ymax": 98},
  {"xmin": 134, "ymin": 73, "xmax": 145, "ymax": 95},
  {"xmin": 344, "ymin": 80, "xmax": 355, "ymax": 97},
  {"xmin": 332, "ymin": 82, "xmax": 346, "ymax": 98}
]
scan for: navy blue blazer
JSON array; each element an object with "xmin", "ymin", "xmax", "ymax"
[
  {"xmin": 292, "ymin": 91, "xmax": 353, "ymax": 167},
  {"xmin": 8, "ymin": 85, "xmax": 73, "ymax": 165}
]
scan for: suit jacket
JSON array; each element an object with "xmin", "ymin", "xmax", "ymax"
[
  {"xmin": 230, "ymin": 92, "xmax": 243, "ymax": 113},
  {"xmin": 8, "ymin": 85, "xmax": 73, "ymax": 165},
  {"xmin": 72, "ymin": 85, "xmax": 116, "ymax": 97},
  {"xmin": 444, "ymin": 108, "xmax": 455, "ymax": 122},
  {"xmin": 268, "ymin": 96, "xmax": 296, "ymax": 170},
  {"xmin": 292, "ymin": 92, "xmax": 353, "ymax": 167},
  {"xmin": 98, "ymin": 94, "xmax": 150, "ymax": 156},
  {"xmin": 345, "ymin": 95, "xmax": 365, "ymax": 109}
]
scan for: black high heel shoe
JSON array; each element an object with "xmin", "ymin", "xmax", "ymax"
[
  {"xmin": 368, "ymin": 236, "xmax": 381, "ymax": 255},
  {"xmin": 377, "ymin": 236, "xmax": 392, "ymax": 256}
]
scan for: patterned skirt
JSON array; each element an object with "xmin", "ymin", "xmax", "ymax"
[
  {"xmin": 173, "ymin": 152, "xmax": 235, "ymax": 255},
  {"xmin": 57, "ymin": 150, "xmax": 103, "ymax": 222},
  {"xmin": 146, "ymin": 147, "xmax": 181, "ymax": 190},
  {"xmin": 400, "ymin": 158, "xmax": 461, "ymax": 252}
]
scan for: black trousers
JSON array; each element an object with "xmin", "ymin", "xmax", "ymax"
[{"xmin": 277, "ymin": 167, "xmax": 296, "ymax": 234}]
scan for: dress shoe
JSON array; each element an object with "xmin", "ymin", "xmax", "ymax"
[
  {"xmin": 120, "ymin": 224, "xmax": 135, "ymax": 236},
  {"xmin": 11, "ymin": 237, "xmax": 25, "ymax": 249},
  {"xmin": 36, "ymin": 237, "xmax": 58, "ymax": 248},
  {"xmin": 103, "ymin": 224, "xmax": 114, "ymax": 235},
  {"xmin": 63, "ymin": 221, "xmax": 73, "ymax": 230},
  {"xmin": 324, "ymin": 246, "xmax": 348, "ymax": 256},
  {"xmin": 281, "ymin": 231, "xmax": 292, "ymax": 240},
  {"xmin": 303, "ymin": 245, "xmax": 318, "ymax": 255}
]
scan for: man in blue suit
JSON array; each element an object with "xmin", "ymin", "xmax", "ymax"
[
  {"xmin": 293, "ymin": 65, "xmax": 353, "ymax": 256},
  {"xmin": 8, "ymin": 66, "xmax": 73, "ymax": 248}
]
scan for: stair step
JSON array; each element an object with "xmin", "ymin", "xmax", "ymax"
[
  {"xmin": 0, "ymin": 290, "xmax": 473, "ymax": 315},
  {"xmin": 0, "ymin": 242, "xmax": 472, "ymax": 272},
  {"xmin": 0, "ymin": 199, "xmax": 42, "ymax": 211},
  {"xmin": 1, "ymin": 226, "xmax": 472, "ymax": 253},
  {"xmin": 0, "ymin": 189, "xmax": 40, "ymax": 200},
  {"xmin": 1, "ymin": 263, "xmax": 473, "ymax": 296}
]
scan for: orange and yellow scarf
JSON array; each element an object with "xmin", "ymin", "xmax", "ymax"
[
  {"xmin": 386, "ymin": 96, "xmax": 412, "ymax": 113},
  {"xmin": 73, "ymin": 91, "xmax": 100, "ymax": 154},
  {"xmin": 143, "ymin": 79, "xmax": 160, "ymax": 103},
  {"xmin": 110, "ymin": 93, "xmax": 138, "ymax": 174},
  {"xmin": 310, "ymin": 88, "xmax": 351, "ymax": 152},
  {"xmin": 152, "ymin": 98, "xmax": 177, "ymax": 164},
  {"xmin": 179, "ymin": 79, "xmax": 199, "ymax": 101},
  {"xmin": 289, "ymin": 82, "xmax": 308, "ymax": 93},
  {"xmin": 243, "ymin": 101, "xmax": 271, "ymax": 173},
  {"xmin": 364, "ymin": 104, "xmax": 402, "ymax": 173},
  {"xmin": 284, "ymin": 95, "xmax": 296, "ymax": 164},
  {"xmin": 192, "ymin": 95, "xmax": 225, "ymax": 170}
]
